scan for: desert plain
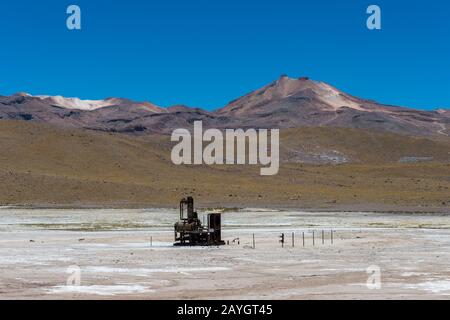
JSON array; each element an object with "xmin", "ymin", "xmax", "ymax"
[{"xmin": 1, "ymin": 207, "xmax": 450, "ymax": 299}]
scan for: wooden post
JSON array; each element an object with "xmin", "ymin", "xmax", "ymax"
[
  {"xmin": 150, "ymin": 236, "xmax": 153, "ymax": 247},
  {"xmin": 331, "ymin": 230, "xmax": 334, "ymax": 244},
  {"xmin": 302, "ymin": 232, "xmax": 305, "ymax": 247},
  {"xmin": 292, "ymin": 232, "xmax": 295, "ymax": 247},
  {"xmin": 313, "ymin": 231, "xmax": 315, "ymax": 246},
  {"xmin": 322, "ymin": 230, "xmax": 324, "ymax": 245},
  {"xmin": 253, "ymin": 234, "xmax": 255, "ymax": 249}
]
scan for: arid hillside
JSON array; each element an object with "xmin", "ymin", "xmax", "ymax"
[
  {"xmin": 1, "ymin": 120, "xmax": 449, "ymax": 211},
  {"xmin": 2, "ymin": 76, "xmax": 449, "ymax": 136}
]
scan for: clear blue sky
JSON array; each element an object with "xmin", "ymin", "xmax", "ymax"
[{"xmin": 1, "ymin": 0, "xmax": 449, "ymax": 110}]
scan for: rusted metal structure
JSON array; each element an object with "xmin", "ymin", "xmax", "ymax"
[{"xmin": 174, "ymin": 197, "xmax": 225, "ymax": 246}]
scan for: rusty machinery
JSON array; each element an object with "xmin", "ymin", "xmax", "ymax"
[{"xmin": 174, "ymin": 197, "xmax": 225, "ymax": 246}]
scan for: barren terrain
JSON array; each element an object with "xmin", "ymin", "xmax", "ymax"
[
  {"xmin": 1, "ymin": 208, "xmax": 450, "ymax": 299},
  {"xmin": 1, "ymin": 121, "xmax": 449, "ymax": 211}
]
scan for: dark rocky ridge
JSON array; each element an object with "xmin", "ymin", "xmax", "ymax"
[{"xmin": 1, "ymin": 76, "xmax": 449, "ymax": 137}]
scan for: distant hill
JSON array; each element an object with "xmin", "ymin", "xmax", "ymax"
[
  {"xmin": 0, "ymin": 120, "xmax": 449, "ymax": 209},
  {"xmin": 1, "ymin": 76, "xmax": 449, "ymax": 136}
]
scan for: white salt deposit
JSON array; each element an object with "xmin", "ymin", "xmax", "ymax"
[
  {"xmin": 48, "ymin": 285, "xmax": 152, "ymax": 296},
  {"xmin": 406, "ymin": 281, "xmax": 450, "ymax": 294},
  {"xmin": 84, "ymin": 266, "xmax": 229, "ymax": 277}
]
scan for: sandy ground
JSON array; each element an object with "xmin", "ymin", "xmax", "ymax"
[{"xmin": 1, "ymin": 207, "xmax": 450, "ymax": 300}]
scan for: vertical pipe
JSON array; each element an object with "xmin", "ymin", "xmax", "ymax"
[{"xmin": 313, "ymin": 231, "xmax": 315, "ymax": 246}]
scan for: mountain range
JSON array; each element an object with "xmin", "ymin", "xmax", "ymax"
[
  {"xmin": 1, "ymin": 75, "xmax": 449, "ymax": 137},
  {"xmin": 1, "ymin": 76, "xmax": 450, "ymax": 208}
]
